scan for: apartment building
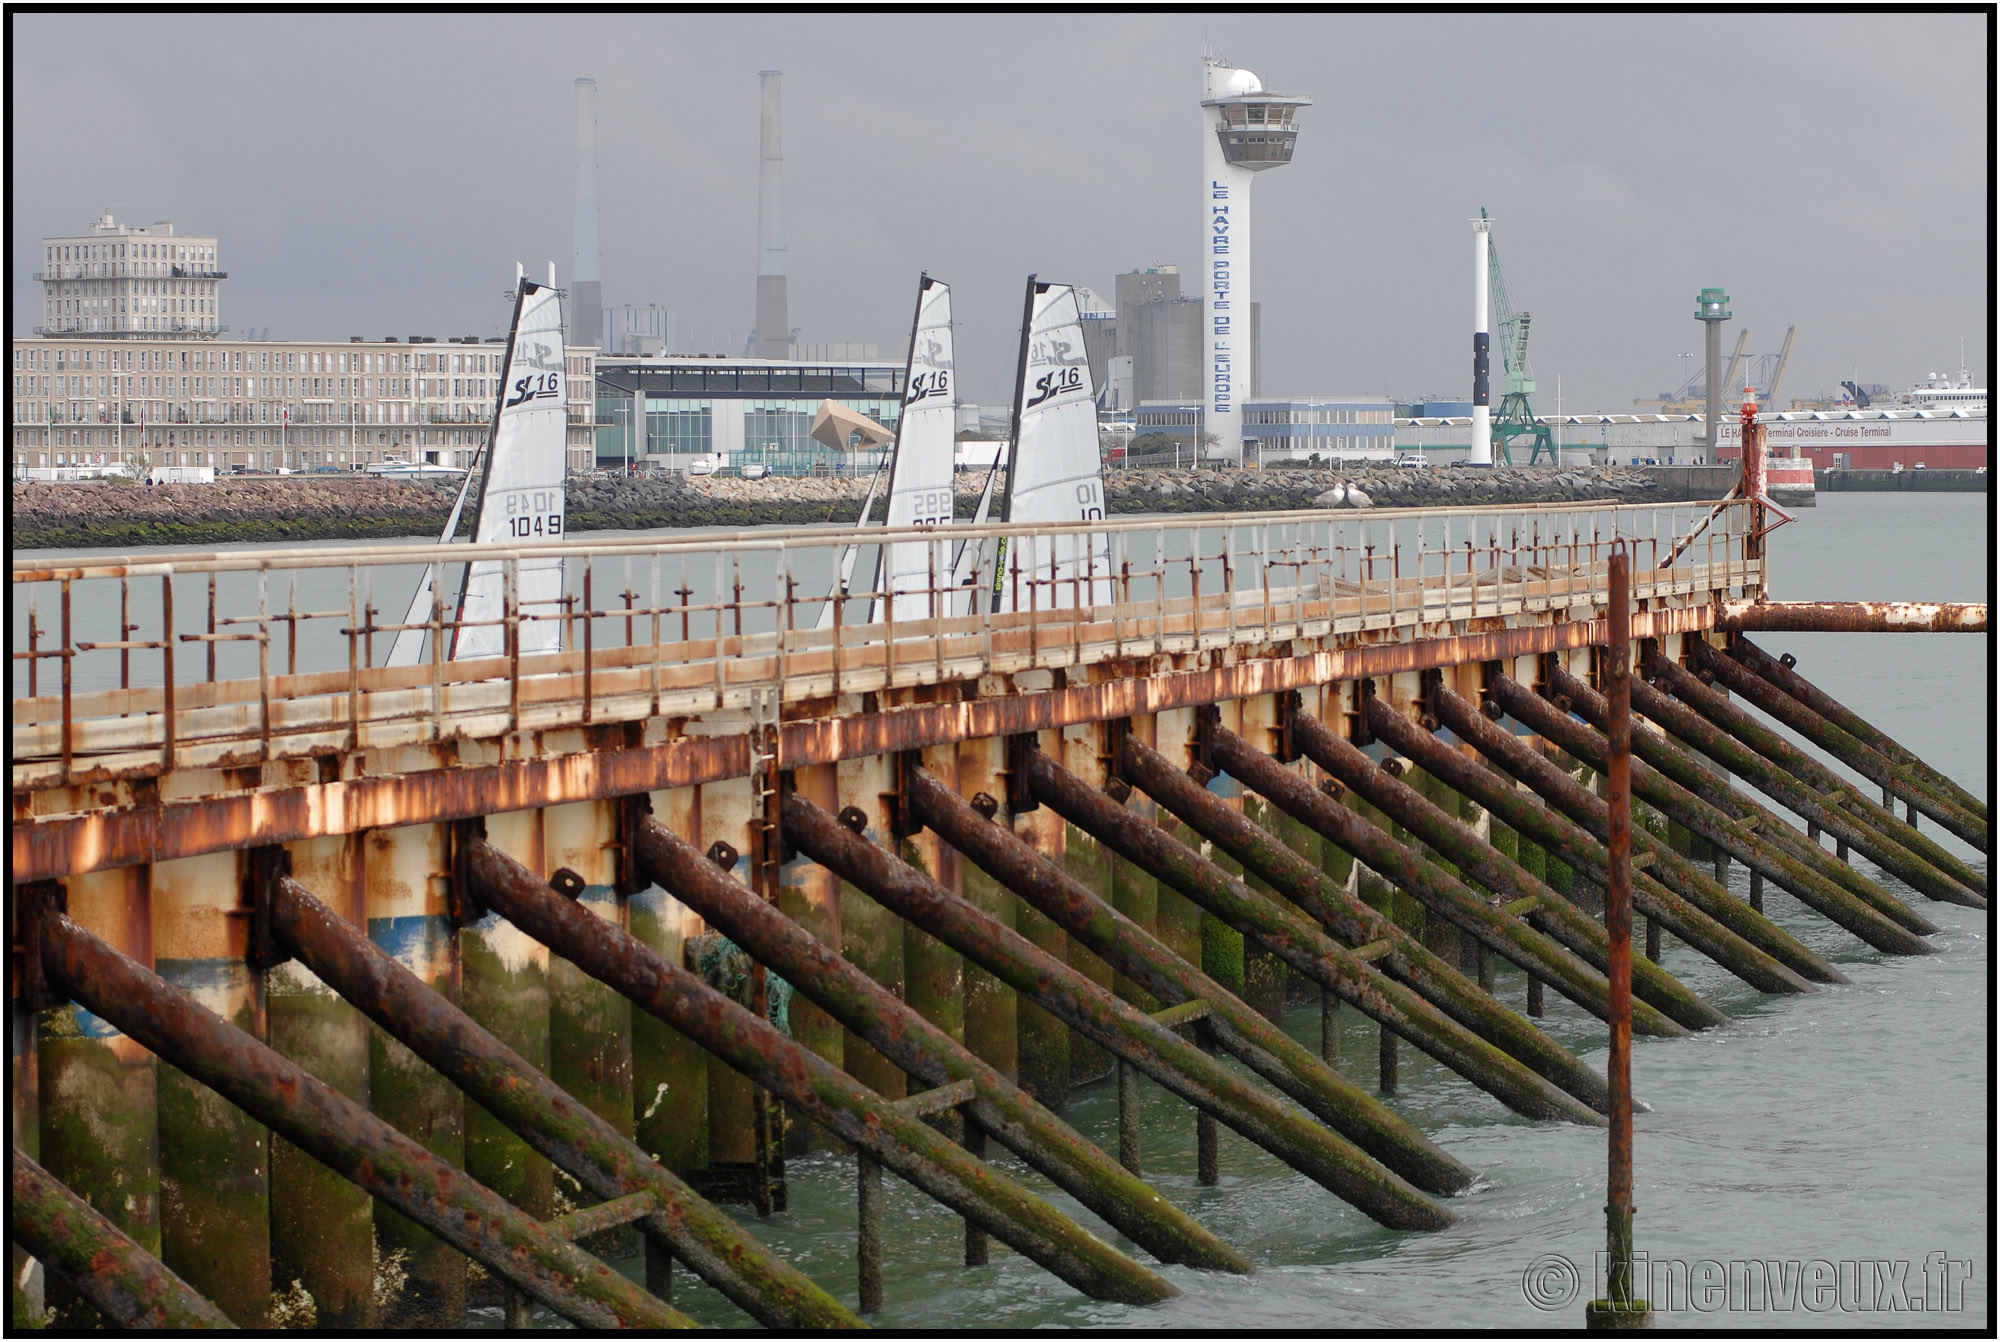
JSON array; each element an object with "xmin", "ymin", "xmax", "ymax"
[
  {"xmin": 13, "ymin": 334, "xmax": 597, "ymax": 475},
  {"xmin": 38, "ymin": 213, "xmax": 224, "ymax": 340}
]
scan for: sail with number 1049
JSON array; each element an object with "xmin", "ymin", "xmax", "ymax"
[{"xmin": 385, "ymin": 276, "xmax": 569, "ymax": 667}]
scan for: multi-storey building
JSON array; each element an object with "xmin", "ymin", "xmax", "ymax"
[
  {"xmin": 38, "ymin": 213, "xmax": 225, "ymax": 340},
  {"xmin": 12, "ymin": 334, "xmax": 597, "ymax": 476}
]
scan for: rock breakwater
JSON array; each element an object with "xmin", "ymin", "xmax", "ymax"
[{"xmin": 15, "ymin": 464, "xmax": 1697, "ymax": 550}]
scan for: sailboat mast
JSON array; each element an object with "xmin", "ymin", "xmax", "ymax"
[
  {"xmin": 990, "ymin": 274, "xmax": 1038, "ymax": 611},
  {"xmin": 464, "ymin": 279, "xmax": 532, "ymax": 549},
  {"xmin": 869, "ymin": 272, "xmax": 935, "ymax": 598},
  {"xmin": 451, "ymin": 277, "xmax": 533, "ymax": 655}
]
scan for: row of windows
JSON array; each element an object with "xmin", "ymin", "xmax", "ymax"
[
  {"xmin": 596, "ymin": 396, "xmax": 903, "ymax": 464},
  {"xmin": 18, "ymin": 399, "xmax": 423, "ymax": 425},
  {"xmin": 1246, "ymin": 431, "xmax": 1395, "ymax": 444},
  {"xmin": 16, "ymin": 346, "xmax": 425, "ymax": 375},
  {"xmin": 1216, "ymin": 103, "xmax": 1298, "ymax": 128},
  {"xmin": 610, "ymin": 365, "xmax": 904, "ymax": 396},
  {"xmin": 47, "ymin": 240, "xmax": 215, "ymax": 264},
  {"xmin": 1243, "ymin": 407, "xmax": 1393, "ymax": 426},
  {"xmin": 17, "ymin": 374, "xmax": 419, "ymax": 399},
  {"xmin": 47, "ymin": 277, "xmax": 216, "ymax": 294}
]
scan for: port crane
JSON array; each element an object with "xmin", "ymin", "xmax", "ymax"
[{"xmin": 1480, "ymin": 208, "xmax": 1557, "ymax": 464}]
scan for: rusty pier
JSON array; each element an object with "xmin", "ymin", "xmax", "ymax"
[{"xmin": 10, "ymin": 497, "xmax": 1984, "ymax": 1326}]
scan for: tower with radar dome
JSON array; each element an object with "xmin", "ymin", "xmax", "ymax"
[{"xmin": 1200, "ymin": 53, "xmax": 1311, "ymax": 466}]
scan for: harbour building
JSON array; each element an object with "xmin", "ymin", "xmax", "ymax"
[
  {"xmin": 12, "ymin": 333, "xmax": 597, "ymax": 476},
  {"xmin": 1134, "ymin": 396, "xmax": 1395, "ymax": 464},
  {"xmin": 593, "ymin": 355, "xmax": 907, "ymax": 474},
  {"xmin": 37, "ymin": 213, "xmax": 224, "ymax": 340}
]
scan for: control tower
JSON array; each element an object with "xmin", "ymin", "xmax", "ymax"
[
  {"xmin": 1201, "ymin": 54, "xmax": 1310, "ymax": 466},
  {"xmin": 1696, "ymin": 287, "xmax": 1732, "ymax": 459}
]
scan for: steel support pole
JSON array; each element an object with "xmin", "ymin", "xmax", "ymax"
[
  {"xmin": 1213, "ymin": 720, "xmax": 1668, "ymax": 1031},
  {"xmin": 461, "ymin": 835, "xmax": 1181, "ymax": 1304},
  {"xmin": 35, "ymin": 914, "xmax": 690, "ymax": 1330},
  {"xmin": 1542, "ymin": 666, "xmax": 1935, "ymax": 957},
  {"xmin": 782, "ymin": 790, "xmax": 1457, "ymax": 1230},
  {"xmin": 263, "ymin": 871, "xmax": 860, "ymax": 1329},
  {"xmin": 1479, "ymin": 677, "xmax": 1816, "ymax": 992},
  {"xmin": 1108, "ymin": 738, "xmax": 1609, "ymax": 1120},
  {"xmin": 1373, "ymin": 694, "xmax": 1790, "ymax": 1004},
  {"xmin": 918, "ymin": 759, "xmax": 1474, "ymax": 1197},
  {"xmin": 1587, "ymin": 544, "xmax": 1649, "ymax": 1327},
  {"xmin": 1689, "ymin": 638, "xmax": 1988, "ymax": 852},
  {"xmin": 1425, "ymin": 679, "xmax": 1918, "ymax": 965},
  {"xmin": 631, "ymin": 810, "xmax": 1251, "ymax": 1274},
  {"xmin": 11, "ymin": 1147, "xmax": 233, "ymax": 1331},
  {"xmin": 1280, "ymin": 716, "xmax": 1751, "ymax": 1018},
  {"xmin": 1729, "ymin": 636, "xmax": 1987, "ymax": 822},
  {"xmin": 1694, "ymin": 641, "xmax": 1985, "ymax": 848},
  {"xmin": 1560, "ymin": 666, "xmax": 1937, "ymax": 937},
  {"xmin": 1641, "ymin": 652, "xmax": 1983, "ymax": 908}
]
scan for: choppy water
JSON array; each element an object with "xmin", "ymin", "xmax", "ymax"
[{"xmin": 15, "ymin": 494, "xmax": 1989, "ymax": 1328}]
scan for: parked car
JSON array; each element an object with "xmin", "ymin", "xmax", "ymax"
[
  {"xmin": 1394, "ymin": 454, "xmax": 1429, "ymax": 469},
  {"xmin": 1912, "ymin": 462, "xmax": 1928, "ymax": 470},
  {"xmin": 687, "ymin": 458, "xmax": 717, "ymax": 477},
  {"xmin": 740, "ymin": 463, "xmax": 771, "ymax": 480}
]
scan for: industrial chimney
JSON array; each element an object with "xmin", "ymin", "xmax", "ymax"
[
  {"xmin": 570, "ymin": 77, "xmax": 604, "ymax": 350},
  {"xmin": 754, "ymin": 71, "xmax": 790, "ymax": 360}
]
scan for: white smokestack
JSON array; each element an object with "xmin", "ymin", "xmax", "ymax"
[
  {"xmin": 754, "ymin": 71, "xmax": 790, "ymax": 360},
  {"xmin": 570, "ymin": 77, "xmax": 603, "ymax": 349},
  {"xmin": 1471, "ymin": 217, "xmax": 1492, "ymax": 465}
]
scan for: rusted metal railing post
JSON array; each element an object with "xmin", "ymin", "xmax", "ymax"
[{"xmin": 1587, "ymin": 541, "xmax": 1651, "ymax": 1328}]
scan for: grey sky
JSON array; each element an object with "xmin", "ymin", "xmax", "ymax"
[{"xmin": 12, "ymin": 12, "xmax": 1988, "ymax": 410}]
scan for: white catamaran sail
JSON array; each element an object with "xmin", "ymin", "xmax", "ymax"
[
  {"xmin": 992, "ymin": 278, "xmax": 1111, "ymax": 613},
  {"xmin": 388, "ymin": 280, "xmax": 572, "ymax": 668},
  {"xmin": 453, "ymin": 279, "xmax": 569, "ymax": 660},
  {"xmin": 872, "ymin": 275, "xmax": 956, "ymax": 624}
]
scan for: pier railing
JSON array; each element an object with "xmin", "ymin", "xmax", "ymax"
[{"xmin": 11, "ymin": 498, "xmax": 1756, "ymax": 790}]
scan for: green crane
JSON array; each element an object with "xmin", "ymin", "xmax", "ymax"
[{"xmin": 1481, "ymin": 207, "xmax": 1557, "ymax": 465}]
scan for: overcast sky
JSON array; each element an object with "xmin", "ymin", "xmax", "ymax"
[{"xmin": 13, "ymin": 12, "xmax": 1988, "ymax": 409}]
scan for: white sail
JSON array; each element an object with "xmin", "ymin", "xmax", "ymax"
[
  {"xmin": 455, "ymin": 280, "xmax": 569, "ymax": 660},
  {"xmin": 871, "ymin": 276, "xmax": 956, "ymax": 624},
  {"xmin": 993, "ymin": 279, "xmax": 1111, "ymax": 613}
]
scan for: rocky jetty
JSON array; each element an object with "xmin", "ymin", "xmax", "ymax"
[
  {"xmin": 15, "ymin": 463, "xmax": 1695, "ymax": 550},
  {"xmin": 1101, "ymin": 463, "xmax": 1663, "ymax": 512}
]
